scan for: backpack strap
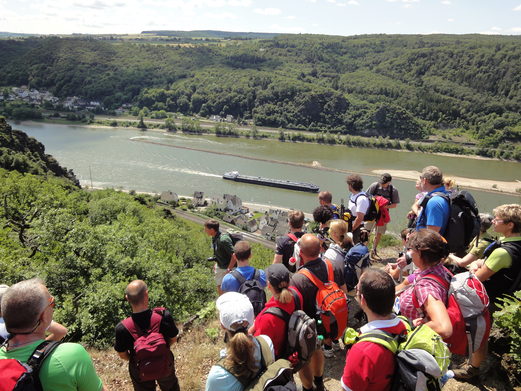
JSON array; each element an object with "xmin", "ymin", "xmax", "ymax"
[
  {"xmin": 231, "ymin": 269, "xmax": 247, "ymax": 285},
  {"xmin": 253, "ymin": 268, "xmax": 260, "ymax": 282},
  {"xmin": 26, "ymin": 340, "xmax": 61, "ymax": 391},
  {"xmin": 287, "ymin": 233, "xmax": 298, "ymax": 243},
  {"xmin": 122, "ymin": 309, "xmax": 163, "ymax": 339},
  {"xmin": 288, "ymin": 287, "xmax": 303, "ymax": 310},
  {"xmin": 256, "ymin": 335, "xmax": 275, "ymax": 370},
  {"xmin": 299, "ymin": 261, "xmax": 334, "ymax": 290},
  {"xmin": 264, "ymin": 307, "xmax": 291, "ymax": 323},
  {"xmin": 356, "ymin": 329, "xmax": 400, "ymax": 354},
  {"xmin": 411, "ymin": 272, "xmax": 451, "ymax": 309}
]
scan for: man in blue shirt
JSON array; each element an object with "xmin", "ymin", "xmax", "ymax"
[
  {"xmin": 415, "ymin": 166, "xmax": 450, "ymax": 235},
  {"xmin": 221, "ymin": 241, "xmax": 267, "ymax": 293}
]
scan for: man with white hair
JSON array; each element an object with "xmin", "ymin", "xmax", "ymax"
[{"xmin": 0, "ymin": 278, "xmax": 104, "ymax": 391}]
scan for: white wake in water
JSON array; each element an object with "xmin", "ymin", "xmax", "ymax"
[{"xmin": 125, "ymin": 160, "xmax": 221, "ymax": 178}]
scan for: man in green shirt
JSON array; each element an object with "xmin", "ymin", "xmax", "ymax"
[
  {"xmin": 204, "ymin": 219, "xmax": 235, "ymax": 295},
  {"xmin": 0, "ymin": 278, "xmax": 105, "ymax": 391}
]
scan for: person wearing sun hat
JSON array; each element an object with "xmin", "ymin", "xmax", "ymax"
[
  {"xmin": 205, "ymin": 292, "xmax": 274, "ymax": 391},
  {"xmin": 249, "ymin": 264, "xmax": 301, "ymax": 359}
]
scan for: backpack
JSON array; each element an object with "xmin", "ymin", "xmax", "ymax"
[
  {"xmin": 226, "ymin": 231, "xmax": 244, "ymax": 245},
  {"xmin": 0, "ymin": 340, "xmax": 61, "ymax": 391},
  {"xmin": 122, "ymin": 307, "xmax": 173, "ymax": 382},
  {"xmin": 219, "ymin": 336, "xmax": 296, "ymax": 391},
  {"xmin": 343, "ymin": 244, "xmax": 370, "ymax": 291},
  {"xmin": 353, "ymin": 192, "xmax": 380, "ymax": 222},
  {"xmin": 264, "ymin": 289, "xmax": 318, "ymax": 365},
  {"xmin": 299, "ymin": 260, "xmax": 348, "ymax": 340},
  {"xmin": 412, "ymin": 269, "xmax": 490, "ymax": 358},
  {"xmin": 357, "ymin": 317, "xmax": 450, "ymax": 391},
  {"xmin": 482, "ymin": 239, "xmax": 521, "ymax": 301},
  {"xmin": 420, "ymin": 190, "xmax": 480, "ymax": 255},
  {"xmin": 231, "ymin": 269, "xmax": 267, "ymax": 316}
]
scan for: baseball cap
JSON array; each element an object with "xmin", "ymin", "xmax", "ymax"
[
  {"xmin": 216, "ymin": 292, "xmax": 254, "ymax": 332},
  {"xmin": 379, "ymin": 173, "xmax": 392, "ymax": 184},
  {"xmin": 266, "ymin": 263, "xmax": 290, "ymax": 289}
]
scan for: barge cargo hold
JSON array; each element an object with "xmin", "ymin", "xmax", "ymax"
[{"xmin": 223, "ymin": 171, "xmax": 319, "ymax": 193}]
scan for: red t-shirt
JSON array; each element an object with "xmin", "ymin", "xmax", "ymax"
[
  {"xmin": 253, "ymin": 296, "xmax": 296, "ymax": 358},
  {"xmin": 341, "ymin": 318, "xmax": 407, "ymax": 391}
]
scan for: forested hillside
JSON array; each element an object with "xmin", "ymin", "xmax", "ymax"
[{"xmin": 1, "ymin": 34, "xmax": 520, "ymax": 145}]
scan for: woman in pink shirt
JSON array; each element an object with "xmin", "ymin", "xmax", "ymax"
[{"xmin": 396, "ymin": 229, "xmax": 453, "ymax": 340}]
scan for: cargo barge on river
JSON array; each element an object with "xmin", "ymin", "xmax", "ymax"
[{"xmin": 223, "ymin": 171, "xmax": 319, "ymax": 193}]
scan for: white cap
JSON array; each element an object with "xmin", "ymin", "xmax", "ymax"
[{"xmin": 216, "ymin": 292, "xmax": 254, "ymax": 332}]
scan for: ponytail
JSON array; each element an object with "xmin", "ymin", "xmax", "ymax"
[{"xmin": 224, "ymin": 331, "xmax": 257, "ymax": 379}]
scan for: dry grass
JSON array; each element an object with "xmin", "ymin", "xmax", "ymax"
[{"xmin": 89, "ymin": 319, "xmax": 222, "ymax": 391}]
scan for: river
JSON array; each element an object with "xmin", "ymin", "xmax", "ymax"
[{"xmin": 13, "ymin": 121, "xmax": 521, "ymax": 234}]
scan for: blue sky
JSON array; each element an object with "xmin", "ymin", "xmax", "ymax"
[{"xmin": 1, "ymin": 0, "xmax": 520, "ymax": 36}]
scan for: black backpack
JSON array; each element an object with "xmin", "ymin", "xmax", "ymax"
[
  {"xmin": 226, "ymin": 231, "xmax": 244, "ymax": 245},
  {"xmin": 231, "ymin": 269, "xmax": 267, "ymax": 316},
  {"xmin": 0, "ymin": 340, "xmax": 61, "ymax": 391},
  {"xmin": 353, "ymin": 192, "xmax": 380, "ymax": 222},
  {"xmin": 420, "ymin": 190, "xmax": 480, "ymax": 255},
  {"xmin": 344, "ymin": 244, "xmax": 371, "ymax": 291}
]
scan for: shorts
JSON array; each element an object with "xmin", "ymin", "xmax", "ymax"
[
  {"xmin": 214, "ymin": 264, "xmax": 228, "ymax": 286},
  {"xmin": 364, "ymin": 221, "xmax": 387, "ymax": 234}
]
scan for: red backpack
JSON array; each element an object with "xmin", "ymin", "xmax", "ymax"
[
  {"xmin": 0, "ymin": 340, "xmax": 60, "ymax": 391},
  {"xmin": 413, "ymin": 269, "xmax": 490, "ymax": 357},
  {"xmin": 122, "ymin": 308, "xmax": 173, "ymax": 381},
  {"xmin": 299, "ymin": 260, "xmax": 348, "ymax": 340}
]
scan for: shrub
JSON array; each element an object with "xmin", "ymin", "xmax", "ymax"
[{"xmin": 494, "ymin": 291, "xmax": 521, "ymax": 364}]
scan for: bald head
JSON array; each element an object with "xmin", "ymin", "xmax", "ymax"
[
  {"xmin": 299, "ymin": 234, "xmax": 321, "ymax": 261},
  {"xmin": 125, "ymin": 280, "xmax": 148, "ymax": 306}
]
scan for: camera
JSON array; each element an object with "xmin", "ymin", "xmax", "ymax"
[
  {"xmin": 207, "ymin": 256, "xmax": 217, "ymax": 262},
  {"xmin": 398, "ymin": 252, "xmax": 413, "ymax": 265}
]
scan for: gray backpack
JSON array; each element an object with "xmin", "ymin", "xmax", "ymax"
[{"xmin": 264, "ymin": 289, "xmax": 317, "ymax": 366}]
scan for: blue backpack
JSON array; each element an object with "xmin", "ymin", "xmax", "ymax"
[{"xmin": 344, "ymin": 244, "xmax": 370, "ymax": 291}]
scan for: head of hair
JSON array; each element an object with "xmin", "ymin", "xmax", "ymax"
[
  {"xmin": 288, "ymin": 210, "xmax": 305, "ymax": 229},
  {"xmin": 318, "ymin": 191, "xmax": 333, "ymax": 204},
  {"xmin": 313, "ymin": 205, "xmax": 333, "ymax": 224},
  {"xmin": 1, "ymin": 278, "xmax": 47, "ymax": 332},
  {"xmin": 478, "ymin": 213, "xmax": 493, "ymax": 233},
  {"xmin": 400, "ymin": 228, "xmax": 413, "ymax": 241},
  {"xmin": 224, "ymin": 331, "xmax": 257, "ymax": 380},
  {"xmin": 204, "ymin": 219, "xmax": 219, "ymax": 232},
  {"xmin": 406, "ymin": 229, "xmax": 449, "ymax": 265},
  {"xmin": 299, "ymin": 234, "xmax": 321, "ymax": 259},
  {"xmin": 358, "ymin": 229, "xmax": 370, "ymax": 244},
  {"xmin": 359, "ymin": 268, "xmax": 395, "ymax": 316},
  {"xmin": 125, "ymin": 280, "xmax": 148, "ymax": 306},
  {"xmin": 234, "ymin": 240, "xmax": 251, "ymax": 261},
  {"xmin": 493, "ymin": 204, "xmax": 521, "ymax": 233},
  {"xmin": 346, "ymin": 174, "xmax": 364, "ymax": 192},
  {"xmin": 329, "ymin": 220, "xmax": 352, "ymax": 249},
  {"xmin": 421, "ymin": 166, "xmax": 443, "ymax": 186},
  {"xmin": 444, "ymin": 177, "xmax": 456, "ymax": 190}
]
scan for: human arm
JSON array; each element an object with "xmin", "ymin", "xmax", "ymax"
[
  {"xmin": 226, "ymin": 253, "xmax": 237, "ymax": 271},
  {"xmin": 421, "ymin": 294, "xmax": 453, "ymax": 339},
  {"xmin": 117, "ymin": 351, "xmax": 130, "ymax": 361},
  {"xmin": 45, "ymin": 320, "xmax": 68, "ymax": 341},
  {"xmin": 447, "ymin": 253, "xmax": 478, "ymax": 268},
  {"xmin": 352, "ymin": 212, "xmax": 365, "ymax": 231},
  {"xmin": 474, "ymin": 264, "xmax": 496, "ymax": 282}
]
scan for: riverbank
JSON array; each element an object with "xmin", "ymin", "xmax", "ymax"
[{"xmin": 19, "ymin": 117, "xmax": 521, "ymax": 164}]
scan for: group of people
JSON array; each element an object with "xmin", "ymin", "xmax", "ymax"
[
  {"xmin": 204, "ymin": 165, "xmax": 521, "ymax": 391},
  {"xmin": 1, "ymin": 164, "xmax": 519, "ymax": 391}
]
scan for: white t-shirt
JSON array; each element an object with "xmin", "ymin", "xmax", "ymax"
[{"xmin": 348, "ymin": 192, "xmax": 370, "ymax": 218}]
